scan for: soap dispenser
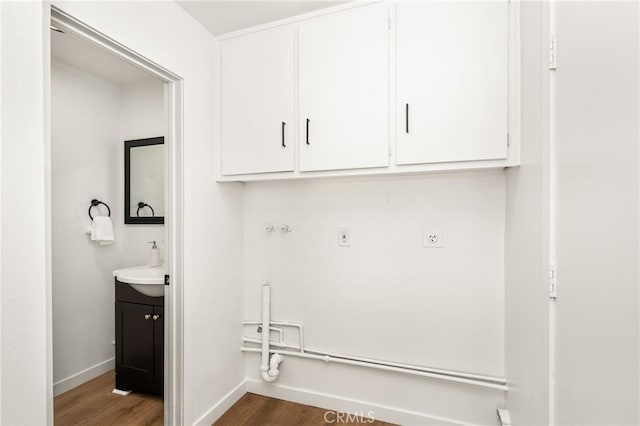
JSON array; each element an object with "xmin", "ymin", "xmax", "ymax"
[{"xmin": 148, "ymin": 241, "xmax": 161, "ymax": 267}]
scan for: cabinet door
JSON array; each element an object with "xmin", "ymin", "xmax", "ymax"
[
  {"xmin": 299, "ymin": 3, "xmax": 390, "ymax": 172},
  {"xmin": 396, "ymin": 1, "xmax": 509, "ymax": 165},
  {"xmin": 221, "ymin": 26, "xmax": 295, "ymax": 175},
  {"xmin": 115, "ymin": 302, "xmax": 154, "ymax": 383},
  {"xmin": 153, "ymin": 306, "xmax": 164, "ymax": 385}
]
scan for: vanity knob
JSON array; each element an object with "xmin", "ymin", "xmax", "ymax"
[
  {"xmin": 144, "ymin": 314, "xmax": 152, "ymax": 320},
  {"xmin": 152, "ymin": 314, "xmax": 161, "ymax": 321}
]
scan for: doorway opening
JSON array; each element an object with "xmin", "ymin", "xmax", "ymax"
[{"xmin": 49, "ymin": 7, "xmax": 183, "ymax": 425}]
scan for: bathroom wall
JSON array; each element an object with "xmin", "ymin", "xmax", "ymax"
[
  {"xmin": 120, "ymin": 79, "xmax": 165, "ymax": 267},
  {"xmin": 51, "ymin": 60, "xmax": 122, "ymax": 395},
  {"xmin": 243, "ymin": 171, "xmax": 506, "ymax": 425},
  {"xmin": 51, "ymin": 61, "xmax": 165, "ymax": 395}
]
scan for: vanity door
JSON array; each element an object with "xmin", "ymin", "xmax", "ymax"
[{"xmin": 115, "ymin": 301, "xmax": 155, "ymax": 383}]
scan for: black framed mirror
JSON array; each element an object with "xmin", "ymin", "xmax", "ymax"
[{"xmin": 124, "ymin": 137, "xmax": 165, "ymax": 224}]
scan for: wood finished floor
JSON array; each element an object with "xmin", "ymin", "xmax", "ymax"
[
  {"xmin": 54, "ymin": 370, "xmax": 162, "ymax": 426},
  {"xmin": 54, "ymin": 373, "xmax": 393, "ymax": 426},
  {"xmin": 214, "ymin": 393, "xmax": 396, "ymax": 426}
]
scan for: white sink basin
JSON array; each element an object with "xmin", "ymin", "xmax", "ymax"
[{"xmin": 114, "ymin": 265, "xmax": 165, "ymax": 297}]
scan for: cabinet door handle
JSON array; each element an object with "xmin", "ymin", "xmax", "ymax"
[
  {"xmin": 281, "ymin": 122, "xmax": 286, "ymax": 148},
  {"xmin": 144, "ymin": 314, "xmax": 151, "ymax": 320},
  {"xmin": 405, "ymin": 103, "xmax": 409, "ymax": 134},
  {"xmin": 306, "ymin": 118, "xmax": 310, "ymax": 145},
  {"xmin": 152, "ymin": 314, "xmax": 161, "ymax": 321}
]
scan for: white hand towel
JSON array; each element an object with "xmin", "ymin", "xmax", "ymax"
[{"xmin": 91, "ymin": 216, "xmax": 115, "ymax": 245}]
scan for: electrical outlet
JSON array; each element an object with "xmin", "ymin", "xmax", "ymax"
[
  {"xmin": 423, "ymin": 230, "xmax": 443, "ymax": 248},
  {"xmin": 338, "ymin": 228, "xmax": 350, "ymax": 247}
]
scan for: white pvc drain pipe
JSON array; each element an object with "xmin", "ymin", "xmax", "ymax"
[{"xmin": 260, "ymin": 283, "xmax": 283, "ymax": 382}]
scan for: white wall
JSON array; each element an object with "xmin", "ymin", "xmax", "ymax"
[
  {"xmin": 51, "ymin": 60, "xmax": 122, "ymax": 394},
  {"xmin": 555, "ymin": 2, "xmax": 639, "ymax": 424},
  {"xmin": 0, "ymin": 1, "xmax": 51, "ymax": 423},
  {"xmin": 120, "ymin": 78, "xmax": 165, "ymax": 267},
  {"xmin": 53, "ymin": 2, "xmax": 245, "ymax": 424},
  {"xmin": 121, "ymin": 79, "xmax": 164, "ymax": 142},
  {"xmin": 504, "ymin": 2, "xmax": 550, "ymax": 424},
  {"xmin": 243, "ymin": 172, "xmax": 506, "ymax": 425}
]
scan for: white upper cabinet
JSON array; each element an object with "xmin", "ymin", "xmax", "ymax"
[
  {"xmin": 298, "ymin": 3, "xmax": 390, "ymax": 172},
  {"xmin": 218, "ymin": 1, "xmax": 516, "ymax": 181},
  {"xmin": 396, "ymin": 1, "xmax": 509, "ymax": 165},
  {"xmin": 221, "ymin": 26, "xmax": 295, "ymax": 175}
]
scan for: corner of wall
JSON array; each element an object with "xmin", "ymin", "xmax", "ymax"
[{"xmin": 192, "ymin": 380, "xmax": 246, "ymax": 425}]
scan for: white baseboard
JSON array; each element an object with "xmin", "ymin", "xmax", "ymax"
[
  {"xmin": 53, "ymin": 357, "xmax": 115, "ymax": 396},
  {"xmin": 245, "ymin": 379, "xmax": 465, "ymax": 426},
  {"xmin": 497, "ymin": 408, "xmax": 511, "ymax": 426},
  {"xmin": 193, "ymin": 380, "xmax": 247, "ymax": 425}
]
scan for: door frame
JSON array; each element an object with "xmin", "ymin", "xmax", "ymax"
[{"xmin": 49, "ymin": 6, "xmax": 184, "ymax": 424}]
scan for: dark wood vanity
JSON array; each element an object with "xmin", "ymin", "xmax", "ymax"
[{"xmin": 115, "ymin": 280, "xmax": 164, "ymax": 395}]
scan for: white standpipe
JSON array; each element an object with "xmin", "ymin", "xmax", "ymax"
[{"xmin": 260, "ymin": 283, "xmax": 283, "ymax": 382}]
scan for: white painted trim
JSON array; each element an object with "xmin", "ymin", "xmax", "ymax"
[
  {"xmin": 192, "ymin": 381, "xmax": 247, "ymax": 426},
  {"xmin": 50, "ymin": 8, "xmax": 181, "ymax": 82},
  {"xmin": 547, "ymin": 1, "xmax": 557, "ymax": 425},
  {"xmin": 388, "ymin": 1, "xmax": 397, "ymax": 164},
  {"xmin": 49, "ymin": 7, "xmax": 185, "ymax": 425},
  {"xmin": 213, "ymin": 39, "xmax": 222, "ymax": 189},
  {"xmin": 217, "ymin": 161, "xmax": 512, "ymax": 183},
  {"xmin": 497, "ymin": 408, "xmax": 512, "ymax": 426},
  {"xmin": 53, "ymin": 358, "xmax": 115, "ymax": 397},
  {"xmin": 43, "ymin": 2, "xmax": 54, "ymax": 423},
  {"xmin": 0, "ymin": 3, "xmax": 3, "ymax": 420},
  {"xmin": 508, "ymin": 0, "xmax": 522, "ymax": 166},
  {"xmin": 245, "ymin": 379, "xmax": 467, "ymax": 426},
  {"xmin": 165, "ymin": 77, "xmax": 185, "ymax": 426}
]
